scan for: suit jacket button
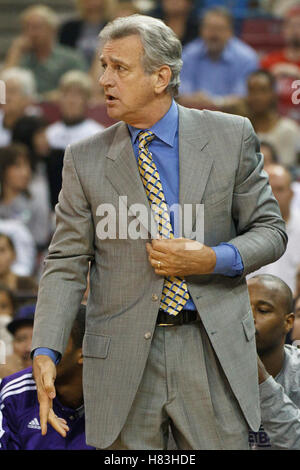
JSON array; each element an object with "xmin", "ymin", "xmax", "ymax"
[
  {"xmin": 144, "ymin": 332, "xmax": 152, "ymax": 340},
  {"xmin": 152, "ymin": 294, "xmax": 158, "ymax": 301}
]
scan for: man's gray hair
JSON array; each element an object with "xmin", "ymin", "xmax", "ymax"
[{"xmin": 99, "ymin": 14, "xmax": 183, "ymax": 97}]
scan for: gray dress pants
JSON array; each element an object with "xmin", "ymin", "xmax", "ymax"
[{"xmin": 106, "ymin": 319, "xmax": 250, "ymax": 450}]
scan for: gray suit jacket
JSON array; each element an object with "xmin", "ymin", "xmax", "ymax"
[{"xmin": 32, "ymin": 105, "xmax": 287, "ymax": 448}]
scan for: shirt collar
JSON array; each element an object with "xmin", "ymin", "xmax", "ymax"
[{"xmin": 127, "ymin": 99, "xmax": 178, "ymax": 147}]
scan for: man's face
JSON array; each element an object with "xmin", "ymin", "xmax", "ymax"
[
  {"xmin": 283, "ymin": 16, "xmax": 300, "ymax": 49},
  {"xmin": 0, "ymin": 237, "xmax": 15, "ymax": 277},
  {"xmin": 201, "ymin": 13, "xmax": 232, "ymax": 57},
  {"xmin": 59, "ymin": 86, "xmax": 87, "ymax": 122},
  {"xmin": 22, "ymin": 14, "xmax": 54, "ymax": 48},
  {"xmin": 246, "ymin": 74, "xmax": 275, "ymax": 114},
  {"xmin": 247, "ymin": 278, "xmax": 292, "ymax": 355},
  {"xmin": 13, "ymin": 324, "xmax": 33, "ymax": 368},
  {"xmin": 0, "ymin": 291, "xmax": 14, "ymax": 317},
  {"xmin": 4, "ymin": 79, "xmax": 30, "ymax": 118},
  {"xmin": 266, "ymin": 169, "xmax": 293, "ymax": 216},
  {"xmin": 99, "ymin": 35, "xmax": 158, "ymax": 125},
  {"xmin": 5, "ymin": 155, "xmax": 32, "ymax": 194}
]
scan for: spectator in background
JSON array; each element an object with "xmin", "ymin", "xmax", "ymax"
[
  {"xmin": 0, "ymin": 67, "xmax": 41, "ymax": 148},
  {"xmin": 0, "ymin": 304, "xmax": 35, "ymax": 378},
  {"xmin": 0, "ymin": 145, "xmax": 51, "ymax": 249},
  {"xmin": 291, "ymin": 296, "xmax": 300, "ymax": 348},
  {"xmin": 59, "ymin": 0, "xmax": 114, "ymax": 67},
  {"xmin": 249, "ymin": 164, "xmax": 300, "ymax": 294},
  {"xmin": 179, "ymin": 6, "xmax": 258, "ymax": 109},
  {"xmin": 246, "ymin": 69, "xmax": 299, "ymax": 168},
  {"xmin": 247, "ymin": 274, "xmax": 298, "ymax": 450},
  {"xmin": 0, "ymin": 233, "xmax": 37, "ymax": 305},
  {"xmin": 261, "ymin": 0, "xmax": 300, "ymax": 18},
  {"xmin": 0, "ymin": 305, "xmax": 95, "ymax": 450},
  {"xmin": 261, "ymin": 6, "xmax": 300, "ymax": 123},
  {"xmin": 291, "ymin": 294, "xmax": 300, "ymax": 343},
  {"xmin": 3, "ymin": 5, "xmax": 88, "ymax": 97},
  {"xmin": 12, "ymin": 115, "xmax": 52, "ymax": 222},
  {"xmin": 0, "ymin": 220, "xmax": 36, "ymax": 278},
  {"xmin": 112, "ymin": 1, "xmax": 140, "ymax": 18},
  {"xmin": 296, "ymin": 267, "xmax": 300, "ymax": 298},
  {"xmin": 260, "ymin": 141, "xmax": 279, "ymax": 167},
  {"xmin": 46, "ymin": 70, "xmax": 104, "ymax": 149},
  {"xmin": 0, "ymin": 284, "xmax": 15, "ymax": 357},
  {"xmin": 149, "ymin": 0, "xmax": 199, "ymax": 46},
  {"xmin": 43, "ymin": 70, "xmax": 104, "ymax": 208}
]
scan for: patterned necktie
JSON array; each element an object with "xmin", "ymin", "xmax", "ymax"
[{"xmin": 137, "ymin": 130, "xmax": 190, "ymax": 316}]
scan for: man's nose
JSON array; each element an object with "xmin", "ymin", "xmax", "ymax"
[{"xmin": 99, "ymin": 68, "xmax": 114, "ymax": 88}]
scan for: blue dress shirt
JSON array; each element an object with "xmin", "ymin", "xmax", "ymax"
[
  {"xmin": 34, "ymin": 99, "xmax": 244, "ymax": 364},
  {"xmin": 180, "ymin": 37, "xmax": 258, "ymax": 97}
]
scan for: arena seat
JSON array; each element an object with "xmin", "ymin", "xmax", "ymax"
[{"xmin": 241, "ymin": 17, "xmax": 285, "ymax": 54}]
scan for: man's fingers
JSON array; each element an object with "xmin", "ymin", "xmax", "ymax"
[
  {"xmin": 39, "ymin": 395, "xmax": 51, "ymax": 436},
  {"xmin": 48, "ymin": 409, "xmax": 69, "ymax": 438},
  {"xmin": 151, "ymin": 239, "xmax": 170, "ymax": 253},
  {"xmin": 42, "ymin": 372, "xmax": 56, "ymax": 399}
]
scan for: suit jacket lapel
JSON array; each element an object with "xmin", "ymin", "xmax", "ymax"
[
  {"xmin": 106, "ymin": 122, "xmax": 158, "ymax": 238},
  {"xmin": 178, "ymin": 105, "xmax": 214, "ymax": 239}
]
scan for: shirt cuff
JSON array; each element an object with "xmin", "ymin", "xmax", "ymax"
[
  {"xmin": 212, "ymin": 243, "xmax": 244, "ymax": 277},
  {"xmin": 33, "ymin": 348, "xmax": 61, "ymax": 365}
]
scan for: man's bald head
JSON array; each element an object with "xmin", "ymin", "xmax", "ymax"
[
  {"xmin": 247, "ymin": 274, "xmax": 294, "ymax": 355},
  {"xmin": 264, "ymin": 164, "xmax": 293, "ymax": 220},
  {"xmin": 249, "ymin": 274, "xmax": 294, "ymax": 314}
]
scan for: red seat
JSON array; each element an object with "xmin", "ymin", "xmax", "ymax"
[
  {"xmin": 86, "ymin": 103, "xmax": 117, "ymax": 128},
  {"xmin": 38, "ymin": 101, "xmax": 117, "ymax": 128},
  {"xmin": 241, "ymin": 18, "xmax": 285, "ymax": 55}
]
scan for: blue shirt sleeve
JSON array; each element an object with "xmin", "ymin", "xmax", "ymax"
[
  {"xmin": 33, "ymin": 348, "xmax": 61, "ymax": 365},
  {"xmin": 212, "ymin": 243, "xmax": 244, "ymax": 277}
]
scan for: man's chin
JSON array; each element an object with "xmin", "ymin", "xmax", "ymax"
[{"xmin": 106, "ymin": 106, "xmax": 121, "ymax": 121}]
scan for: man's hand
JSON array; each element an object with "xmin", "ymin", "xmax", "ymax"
[
  {"xmin": 4, "ymin": 35, "xmax": 33, "ymax": 68},
  {"xmin": 33, "ymin": 355, "xmax": 69, "ymax": 437},
  {"xmin": 257, "ymin": 355, "xmax": 270, "ymax": 385},
  {"xmin": 146, "ymin": 238, "xmax": 216, "ymax": 277}
]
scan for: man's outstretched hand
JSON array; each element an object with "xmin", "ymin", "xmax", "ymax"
[{"xmin": 33, "ymin": 355, "xmax": 69, "ymax": 437}]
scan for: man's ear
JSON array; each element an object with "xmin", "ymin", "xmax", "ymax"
[
  {"xmin": 153, "ymin": 65, "xmax": 172, "ymax": 95},
  {"xmin": 285, "ymin": 313, "xmax": 294, "ymax": 334}
]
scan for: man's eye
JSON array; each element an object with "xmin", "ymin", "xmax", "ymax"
[{"xmin": 258, "ymin": 308, "xmax": 270, "ymax": 314}]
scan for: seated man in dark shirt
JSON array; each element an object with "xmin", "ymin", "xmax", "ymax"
[{"xmin": 0, "ymin": 304, "xmax": 94, "ymax": 450}]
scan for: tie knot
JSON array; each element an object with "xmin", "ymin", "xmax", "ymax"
[{"xmin": 138, "ymin": 130, "xmax": 155, "ymax": 149}]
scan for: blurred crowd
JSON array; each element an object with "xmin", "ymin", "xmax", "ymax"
[{"xmin": 0, "ymin": 0, "xmax": 300, "ymax": 450}]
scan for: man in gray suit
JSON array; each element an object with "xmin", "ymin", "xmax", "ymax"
[{"xmin": 31, "ymin": 15, "xmax": 287, "ymax": 450}]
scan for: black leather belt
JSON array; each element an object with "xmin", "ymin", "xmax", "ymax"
[{"xmin": 156, "ymin": 308, "xmax": 198, "ymax": 326}]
